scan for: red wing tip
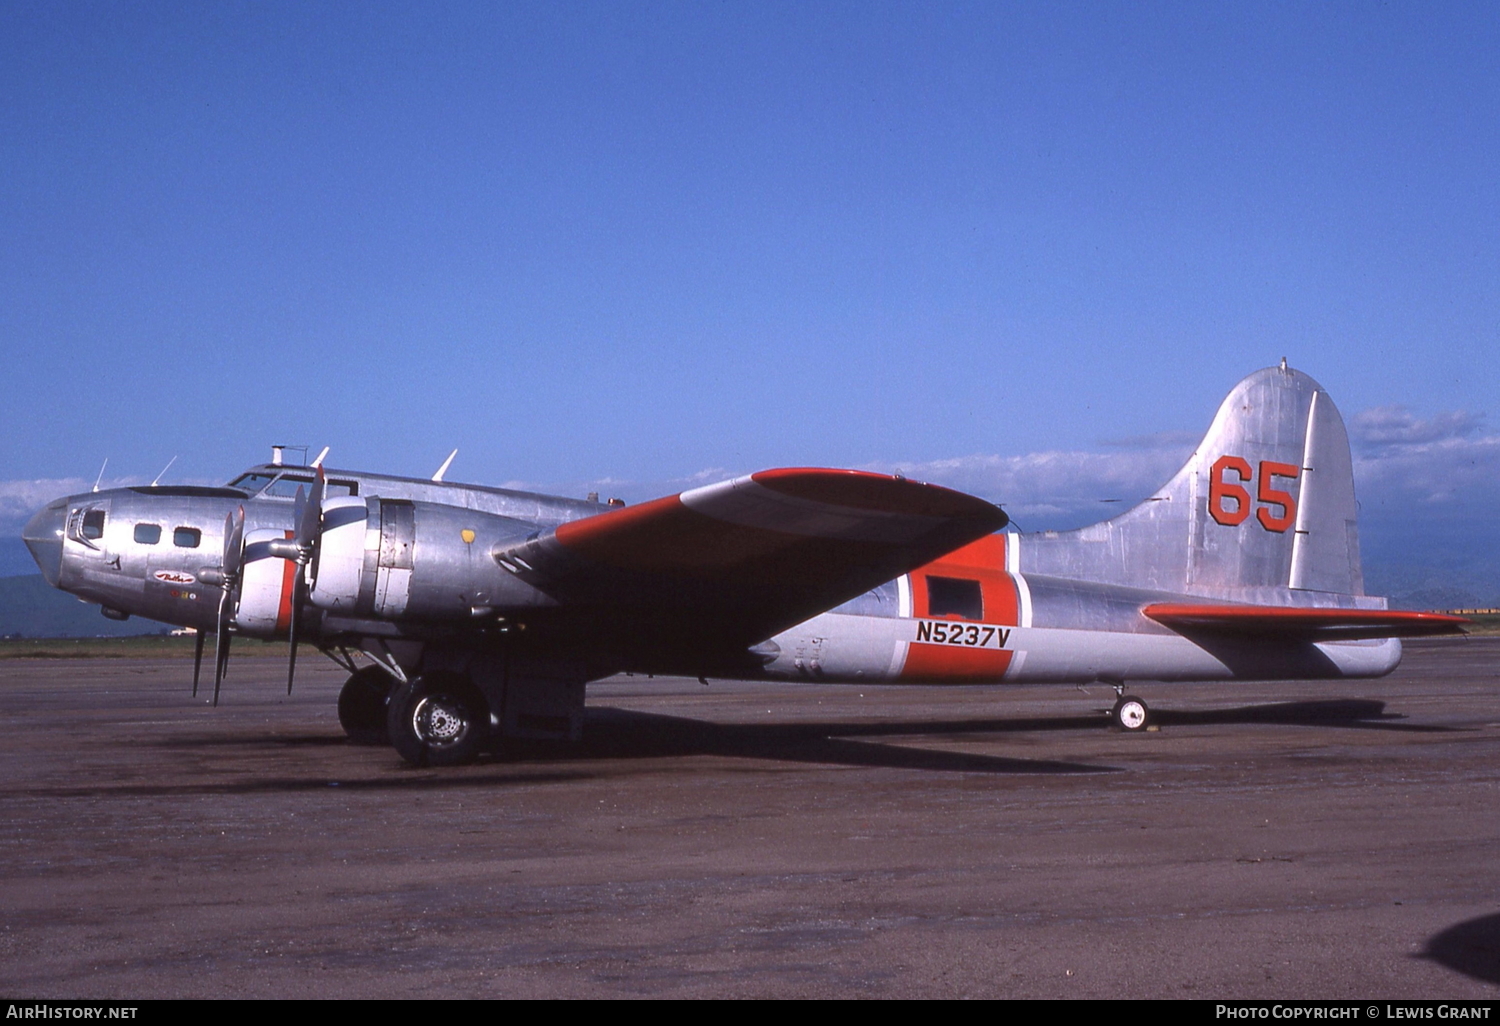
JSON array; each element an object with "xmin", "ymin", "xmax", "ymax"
[
  {"xmin": 1143, "ymin": 604, "xmax": 1471, "ymax": 637},
  {"xmin": 1144, "ymin": 604, "xmax": 1470, "ymax": 624}
]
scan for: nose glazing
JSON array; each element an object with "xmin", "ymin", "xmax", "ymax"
[{"xmin": 22, "ymin": 501, "xmax": 67, "ymax": 587}]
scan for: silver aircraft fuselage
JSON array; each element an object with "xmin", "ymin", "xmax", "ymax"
[
  {"xmin": 23, "ymin": 466, "xmax": 603, "ymax": 634},
  {"xmin": 22, "ymin": 458, "xmax": 1407, "ymax": 689},
  {"xmin": 20, "ymin": 366, "xmax": 1467, "ymax": 765}
]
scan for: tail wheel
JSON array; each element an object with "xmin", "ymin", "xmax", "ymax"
[
  {"xmin": 1112, "ymin": 695, "xmax": 1150, "ymax": 732},
  {"xmin": 387, "ymin": 671, "xmax": 489, "ymax": 767},
  {"xmin": 338, "ymin": 665, "xmax": 394, "ymax": 745}
]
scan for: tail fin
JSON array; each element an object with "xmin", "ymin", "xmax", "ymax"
[{"xmin": 1020, "ymin": 364, "xmax": 1368, "ymax": 603}]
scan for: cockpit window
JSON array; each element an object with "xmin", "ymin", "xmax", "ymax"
[
  {"xmin": 228, "ymin": 473, "xmax": 278, "ymax": 493},
  {"xmin": 173, "ymin": 527, "xmax": 202, "ymax": 548},
  {"xmin": 227, "ymin": 472, "xmax": 357, "ymax": 498},
  {"xmin": 262, "ymin": 475, "xmax": 358, "ymax": 499},
  {"xmin": 134, "ymin": 524, "xmax": 162, "ymax": 545},
  {"xmin": 263, "ymin": 476, "xmax": 315, "ymax": 499},
  {"xmin": 81, "ymin": 509, "xmax": 106, "ymax": 540}
]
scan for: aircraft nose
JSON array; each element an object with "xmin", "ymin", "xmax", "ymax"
[{"xmin": 22, "ymin": 500, "xmax": 67, "ymax": 587}]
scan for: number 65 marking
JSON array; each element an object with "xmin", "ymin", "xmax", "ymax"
[{"xmin": 1209, "ymin": 456, "xmax": 1300, "ymax": 532}]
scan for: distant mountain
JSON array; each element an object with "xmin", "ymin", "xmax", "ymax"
[
  {"xmin": 0, "ymin": 574, "xmax": 176, "ymax": 638},
  {"xmin": 1360, "ymin": 513, "xmax": 1500, "ymax": 610}
]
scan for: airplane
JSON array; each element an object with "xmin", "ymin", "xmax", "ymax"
[{"xmin": 21, "ymin": 364, "xmax": 1467, "ymax": 766}]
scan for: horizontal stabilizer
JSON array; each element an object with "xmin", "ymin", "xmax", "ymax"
[
  {"xmin": 494, "ymin": 468, "xmax": 1009, "ymax": 666},
  {"xmin": 1143, "ymin": 603, "xmax": 1468, "ymax": 641}
]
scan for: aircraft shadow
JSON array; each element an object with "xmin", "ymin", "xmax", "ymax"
[
  {"xmin": 486, "ymin": 695, "xmax": 1442, "ymax": 773},
  {"xmin": 904, "ymin": 696, "xmax": 1436, "ymax": 734},
  {"xmin": 1421, "ymin": 912, "xmax": 1500, "ymax": 984},
  {"xmin": 22, "ymin": 770, "xmax": 597, "ymax": 800},
  {"xmin": 500, "ymin": 706, "xmax": 1118, "ymax": 775},
  {"xmin": 85, "ymin": 697, "xmax": 1442, "ymax": 798},
  {"xmin": 1150, "ymin": 698, "xmax": 1455, "ymax": 733}
]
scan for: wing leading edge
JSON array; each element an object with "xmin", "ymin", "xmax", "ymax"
[
  {"xmin": 494, "ymin": 468, "xmax": 1009, "ymax": 667},
  {"xmin": 1144, "ymin": 603, "xmax": 1469, "ymax": 641}
]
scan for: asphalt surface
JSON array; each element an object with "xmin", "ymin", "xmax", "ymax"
[{"xmin": 2, "ymin": 639, "xmax": 1499, "ymax": 999}]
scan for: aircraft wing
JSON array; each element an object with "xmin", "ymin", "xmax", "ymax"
[
  {"xmin": 494, "ymin": 468, "xmax": 1009, "ymax": 668},
  {"xmin": 1142, "ymin": 603, "xmax": 1469, "ymax": 641}
]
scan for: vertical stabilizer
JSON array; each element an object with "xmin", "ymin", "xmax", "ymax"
[
  {"xmin": 1020, "ymin": 365, "xmax": 1368, "ymax": 604},
  {"xmin": 1287, "ymin": 390, "xmax": 1363, "ymax": 595}
]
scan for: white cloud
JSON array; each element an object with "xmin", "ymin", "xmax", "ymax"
[
  {"xmin": 0, "ymin": 476, "xmax": 209, "ymax": 532},
  {"xmin": 3, "ymin": 406, "xmax": 1497, "ymax": 535},
  {"xmin": 1349, "ymin": 405, "xmax": 1484, "ymax": 448},
  {"xmin": 1354, "ymin": 435, "xmax": 1500, "ymax": 508},
  {"xmin": 873, "ymin": 407, "xmax": 1500, "ymax": 524},
  {"xmin": 866, "ymin": 444, "xmax": 1194, "ymax": 524},
  {"xmin": 0, "ymin": 478, "xmax": 91, "ymax": 530}
]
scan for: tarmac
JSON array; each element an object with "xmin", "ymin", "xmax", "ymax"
[{"xmin": 2, "ymin": 637, "xmax": 1499, "ymax": 998}]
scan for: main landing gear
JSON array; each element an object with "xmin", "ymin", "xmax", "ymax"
[
  {"xmin": 337, "ymin": 662, "xmax": 493, "ymax": 766},
  {"xmin": 338, "ymin": 665, "xmax": 396, "ymax": 745},
  {"xmin": 385, "ymin": 670, "xmax": 490, "ymax": 767},
  {"xmin": 1109, "ymin": 684, "xmax": 1151, "ymax": 732}
]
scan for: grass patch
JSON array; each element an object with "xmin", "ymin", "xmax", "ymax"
[
  {"xmin": 0, "ymin": 636, "xmax": 317, "ymax": 659},
  {"xmin": 1456, "ymin": 613, "xmax": 1500, "ymax": 636}
]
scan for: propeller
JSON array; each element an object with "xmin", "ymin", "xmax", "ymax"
[
  {"xmin": 191, "ymin": 629, "xmax": 206, "ymax": 697},
  {"xmin": 285, "ymin": 465, "xmax": 326, "ymax": 695},
  {"xmin": 212, "ymin": 505, "xmax": 246, "ymax": 706}
]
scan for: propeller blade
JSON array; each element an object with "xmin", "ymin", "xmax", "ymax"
[
  {"xmin": 286, "ymin": 570, "xmax": 304, "ymax": 696},
  {"xmin": 297, "ymin": 466, "xmax": 324, "ymax": 548},
  {"xmin": 211, "ymin": 504, "xmax": 246, "ymax": 706},
  {"xmin": 191, "ymin": 629, "xmax": 205, "ymax": 697},
  {"xmin": 223, "ymin": 506, "xmax": 245, "ymax": 579},
  {"xmin": 212, "ymin": 586, "xmax": 232, "ymax": 706},
  {"xmin": 291, "ymin": 484, "xmax": 306, "ymax": 542},
  {"xmin": 286, "ymin": 466, "xmax": 325, "ymax": 696},
  {"xmin": 215, "ymin": 631, "xmax": 232, "ymax": 704}
]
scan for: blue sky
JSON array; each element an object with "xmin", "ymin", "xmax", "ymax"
[{"xmin": 3, "ymin": 2, "xmax": 1498, "ymax": 596}]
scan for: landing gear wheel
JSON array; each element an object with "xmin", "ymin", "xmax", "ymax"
[
  {"xmin": 387, "ymin": 671, "xmax": 489, "ymax": 767},
  {"xmin": 1112, "ymin": 695, "xmax": 1150, "ymax": 732},
  {"xmin": 338, "ymin": 665, "xmax": 394, "ymax": 745}
]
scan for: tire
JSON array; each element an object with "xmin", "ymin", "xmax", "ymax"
[
  {"xmin": 338, "ymin": 666, "xmax": 394, "ymax": 745},
  {"xmin": 1112, "ymin": 695, "xmax": 1150, "ymax": 732},
  {"xmin": 386, "ymin": 671, "xmax": 489, "ymax": 767}
]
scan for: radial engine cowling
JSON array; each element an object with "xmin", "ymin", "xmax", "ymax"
[
  {"xmin": 235, "ymin": 528, "xmax": 298, "ymax": 637},
  {"xmin": 306, "ymin": 496, "xmax": 369, "ymax": 614},
  {"xmin": 308, "ymin": 498, "xmax": 545, "ymax": 620}
]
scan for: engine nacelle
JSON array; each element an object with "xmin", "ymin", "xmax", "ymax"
[
  {"xmin": 307, "ymin": 496, "xmax": 369, "ymax": 613},
  {"xmin": 308, "ymin": 498, "xmax": 547, "ymax": 621},
  {"xmin": 235, "ymin": 528, "xmax": 298, "ymax": 637}
]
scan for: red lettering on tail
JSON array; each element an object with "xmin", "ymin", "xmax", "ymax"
[{"xmin": 1210, "ymin": 457, "xmax": 1300, "ymax": 533}]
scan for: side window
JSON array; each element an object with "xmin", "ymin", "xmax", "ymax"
[
  {"xmin": 82, "ymin": 509, "xmax": 106, "ymax": 540},
  {"xmin": 173, "ymin": 527, "xmax": 202, "ymax": 548},
  {"xmin": 927, "ymin": 576, "xmax": 983, "ymax": 620},
  {"xmin": 134, "ymin": 524, "xmax": 162, "ymax": 545}
]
